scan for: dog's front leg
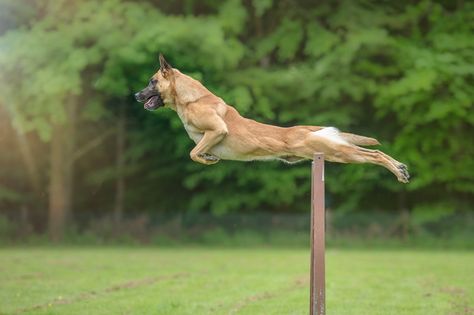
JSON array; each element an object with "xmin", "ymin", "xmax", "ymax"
[{"xmin": 190, "ymin": 128, "xmax": 227, "ymax": 165}]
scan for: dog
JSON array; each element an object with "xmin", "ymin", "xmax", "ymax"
[{"xmin": 135, "ymin": 54, "xmax": 409, "ymax": 183}]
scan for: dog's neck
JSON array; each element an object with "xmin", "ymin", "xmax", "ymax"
[{"xmin": 166, "ymin": 71, "xmax": 214, "ymax": 110}]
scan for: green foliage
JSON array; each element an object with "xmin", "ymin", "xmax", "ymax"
[
  {"xmin": 411, "ymin": 202, "xmax": 455, "ymax": 225},
  {"xmin": 0, "ymin": 0, "xmax": 473, "ymax": 219}
]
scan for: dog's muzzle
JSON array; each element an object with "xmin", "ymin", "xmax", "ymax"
[{"xmin": 135, "ymin": 92, "xmax": 164, "ymax": 111}]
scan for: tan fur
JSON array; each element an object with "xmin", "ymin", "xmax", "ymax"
[
  {"xmin": 149, "ymin": 56, "xmax": 409, "ymax": 183},
  {"xmin": 340, "ymin": 133, "xmax": 380, "ymax": 146}
]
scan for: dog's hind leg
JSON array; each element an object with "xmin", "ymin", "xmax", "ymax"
[
  {"xmin": 336, "ymin": 146, "xmax": 410, "ymax": 183},
  {"xmin": 339, "ymin": 132, "xmax": 380, "ymax": 146},
  {"xmin": 297, "ymin": 128, "xmax": 409, "ymax": 183}
]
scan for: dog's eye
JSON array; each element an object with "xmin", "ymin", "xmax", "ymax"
[{"xmin": 150, "ymin": 79, "xmax": 157, "ymax": 85}]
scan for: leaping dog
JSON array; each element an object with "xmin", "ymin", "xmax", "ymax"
[{"xmin": 135, "ymin": 54, "xmax": 409, "ymax": 183}]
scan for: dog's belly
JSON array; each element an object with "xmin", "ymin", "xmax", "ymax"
[
  {"xmin": 184, "ymin": 127, "xmax": 249, "ymax": 160},
  {"xmin": 209, "ymin": 141, "xmax": 279, "ymax": 161},
  {"xmin": 185, "ymin": 132, "xmax": 250, "ymax": 160},
  {"xmin": 209, "ymin": 144, "xmax": 252, "ymax": 161},
  {"xmin": 209, "ymin": 145, "xmax": 239, "ymax": 160},
  {"xmin": 186, "ymin": 126, "xmax": 287, "ymax": 161}
]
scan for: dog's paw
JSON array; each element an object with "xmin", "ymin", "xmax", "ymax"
[
  {"xmin": 199, "ymin": 153, "xmax": 220, "ymax": 164},
  {"xmin": 199, "ymin": 153, "xmax": 219, "ymax": 162},
  {"xmin": 397, "ymin": 163, "xmax": 410, "ymax": 183},
  {"xmin": 191, "ymin": 153, "xmax": 220, "ymax": 165}
]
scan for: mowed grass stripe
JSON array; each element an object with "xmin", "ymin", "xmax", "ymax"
[{"xmin": 13, "ymin": 273, "xmax": 189, "ymax": 314}]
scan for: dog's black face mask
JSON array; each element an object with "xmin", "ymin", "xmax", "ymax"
[{"xmin": 134, "ymin": 79, "xmax": 164, "ymax": 111}]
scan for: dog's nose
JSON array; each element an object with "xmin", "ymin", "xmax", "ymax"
[{"xmin": 134, "ymin": 92, "xmax": 141, "ymax": 101}]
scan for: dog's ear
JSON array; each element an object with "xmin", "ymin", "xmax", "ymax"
[{"xmin": 159, "ymin": 53, "xmax": 172, "ymax": 77}]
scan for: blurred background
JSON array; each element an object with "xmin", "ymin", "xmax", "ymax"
[{"xmin": 0, "ymin": 0, "xmax": 473, "ymax": 247}]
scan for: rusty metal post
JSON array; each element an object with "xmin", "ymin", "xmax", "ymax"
[{"xmin": 310, "ymin": 153, "xmax": 325, "ymax": 315}]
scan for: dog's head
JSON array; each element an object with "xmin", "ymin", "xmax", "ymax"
[{"xmin": 135, "ymin": 54, "xmax": 174, "ymax": 111}]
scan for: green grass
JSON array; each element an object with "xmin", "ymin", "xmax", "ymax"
[{"xmin": 0, "ymin": 248, "xmax": 473, "ymax": 315}]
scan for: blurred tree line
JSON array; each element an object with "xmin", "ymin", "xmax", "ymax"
[{"xmin": 0, "ymin": 0, "xmax": 472, "ymax": 240}]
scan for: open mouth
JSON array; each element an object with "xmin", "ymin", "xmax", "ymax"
[{"xmin": 144, "ymin": 94, "xmax": 164, "ymax": 111}]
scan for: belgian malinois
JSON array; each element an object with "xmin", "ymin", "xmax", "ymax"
[{"xmin": 135, "ymin": 54, "xmax": 409, "ymax": 183}]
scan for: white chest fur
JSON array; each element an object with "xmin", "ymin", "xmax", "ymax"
[
  {"xmin": 176, "ymin": 108, "xmax": 203, "ymax": 144},
  {"xmin": 184, "ymin": 124, "xmax": 203, "ymax": 144}
]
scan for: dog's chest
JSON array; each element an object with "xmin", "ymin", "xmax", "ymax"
[
  {"xmin": 177, "ymin": 111, "xmax": 203, "ymax": 143},
  {"xmin": 183, "ymin": 123, "xmax": 203, "ymax": 143}
]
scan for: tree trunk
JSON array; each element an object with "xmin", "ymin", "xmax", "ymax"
[
  {"xmin": 48, "ymin": 123, "xmax": 68, "ymax": 241},
  {"xmin": 114, "ymin": 103, "xmax": 126, "ymax": 224},
  {"xmin": 48, "ymin": 101, "xmax": 77, "ymax": 241},
  {"xmin": 64, "ymin": 101, "xmax": 77, "ymax": 222}
]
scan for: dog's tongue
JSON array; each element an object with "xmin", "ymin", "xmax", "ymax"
[{"xmin": 144, "ymin": 96, "xmax": 158, "ymax": 109}]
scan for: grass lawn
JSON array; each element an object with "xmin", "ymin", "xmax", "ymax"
[{"xmin": 0, "ymin": 248, "xmax": 473, "ymax": 315}]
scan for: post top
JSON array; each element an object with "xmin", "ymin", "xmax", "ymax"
[{"xmin": 313, "ymin": 153, "xmax": 324, "ymax": 160}]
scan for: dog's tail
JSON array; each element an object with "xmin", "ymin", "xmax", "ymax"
[{"xmin": 340, "ymin": 132, "xmax": 380, "ymax": 146}]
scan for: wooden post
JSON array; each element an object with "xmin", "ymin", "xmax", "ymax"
[{"xmin": 310, "ymin": 153, "xmax": 325, "ymax": 315}]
